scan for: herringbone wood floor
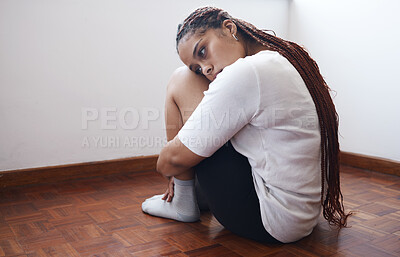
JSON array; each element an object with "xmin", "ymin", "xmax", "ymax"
[{"xmin": 0, "ymin": 165, "xmax": 399, "ymax": 256}]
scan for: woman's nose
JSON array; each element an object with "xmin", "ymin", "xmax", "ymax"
[{"xmin": 202, "ymin": 65, "xmax": 212, "ymax": 76}]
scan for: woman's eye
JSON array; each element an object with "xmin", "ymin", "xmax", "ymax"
[
  {"xmin": 198, "ymin": 47, "xmax": 206, "ymax": 58},
  {"xmin": 195, "ymin": 67, "xmax": 202, "ymax": 75}
]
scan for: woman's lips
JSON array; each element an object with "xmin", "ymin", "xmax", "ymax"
[{"xmin": 212, "ymin": 69, "xmax": 223, "ymax": 81}]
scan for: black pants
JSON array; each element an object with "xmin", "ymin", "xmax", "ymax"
[{"xmin": 194, "ymin": 141, "xmax": 280, "ymax": 244}]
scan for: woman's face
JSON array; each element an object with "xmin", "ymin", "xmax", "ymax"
[{"xmin": 177, "ymin": 21, "xmax": 246, "ymax": 82}]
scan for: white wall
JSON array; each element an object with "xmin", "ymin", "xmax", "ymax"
[
  {"xmin": 0, "ymin": 0, "xmax": 289, "ymax": 171},
  {"xmin": 288, "ymin": 0, "xmax": 400, "ymax": 161},
  {"xmin": 5, "ymin": 0, "xmax": 396, "ymax": 172}
]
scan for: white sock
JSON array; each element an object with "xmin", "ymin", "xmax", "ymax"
[{"xmin": 141, "ymin": 178, "xmax": 200, "ymax": 222}]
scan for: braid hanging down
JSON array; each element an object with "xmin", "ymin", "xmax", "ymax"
[{"xmin": 176, "ymin": 7, "xmax": 351, "ymax": 228}]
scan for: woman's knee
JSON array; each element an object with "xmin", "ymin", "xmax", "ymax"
[{"xmin": 167, "ymin": 66, "xmax": 210, "ymax": 123}]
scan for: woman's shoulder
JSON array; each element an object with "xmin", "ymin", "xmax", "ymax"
[
  {"xmin": 245, "ymin": 50, "xmax": 285, "ymax": 66},
  {"xmin": 241, "ymin": 50, "xmax": 295, "ymax": 78},
  {"xmin": 224, "ymin": 50, "xmax": 283, "ymax": 74}
]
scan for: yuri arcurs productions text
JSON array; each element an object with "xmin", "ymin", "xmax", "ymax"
[{"xmin": 81, "ymin": 136, "xmax": 167, "ymax": 149}]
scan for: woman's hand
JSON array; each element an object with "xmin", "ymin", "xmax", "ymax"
[{"xmin": 162, "ymin": 177, "xmax": 174, "ymax": 202}]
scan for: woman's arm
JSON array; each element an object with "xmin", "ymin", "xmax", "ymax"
[{"xmin": 157, "ymin": 135, "xmax": 205, "ymax": 177}]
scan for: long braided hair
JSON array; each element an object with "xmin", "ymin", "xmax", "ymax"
[{"xmin": 176, "ymin": 7, "xmax": 351, "ymax": 228}]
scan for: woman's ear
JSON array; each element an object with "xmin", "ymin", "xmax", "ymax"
[{"xmin": 222, "ymin": 19, "xmax": 237, "ymax": 35}]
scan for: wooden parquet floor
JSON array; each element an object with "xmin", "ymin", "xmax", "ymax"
[{"xmin": 0, "ymin": 165, "xmax": 399, "ymax": 256}]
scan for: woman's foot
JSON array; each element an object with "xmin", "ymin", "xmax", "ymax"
[{"xmin": 142, "ymin": 178, "xmax": 200, "ymax": 222}]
